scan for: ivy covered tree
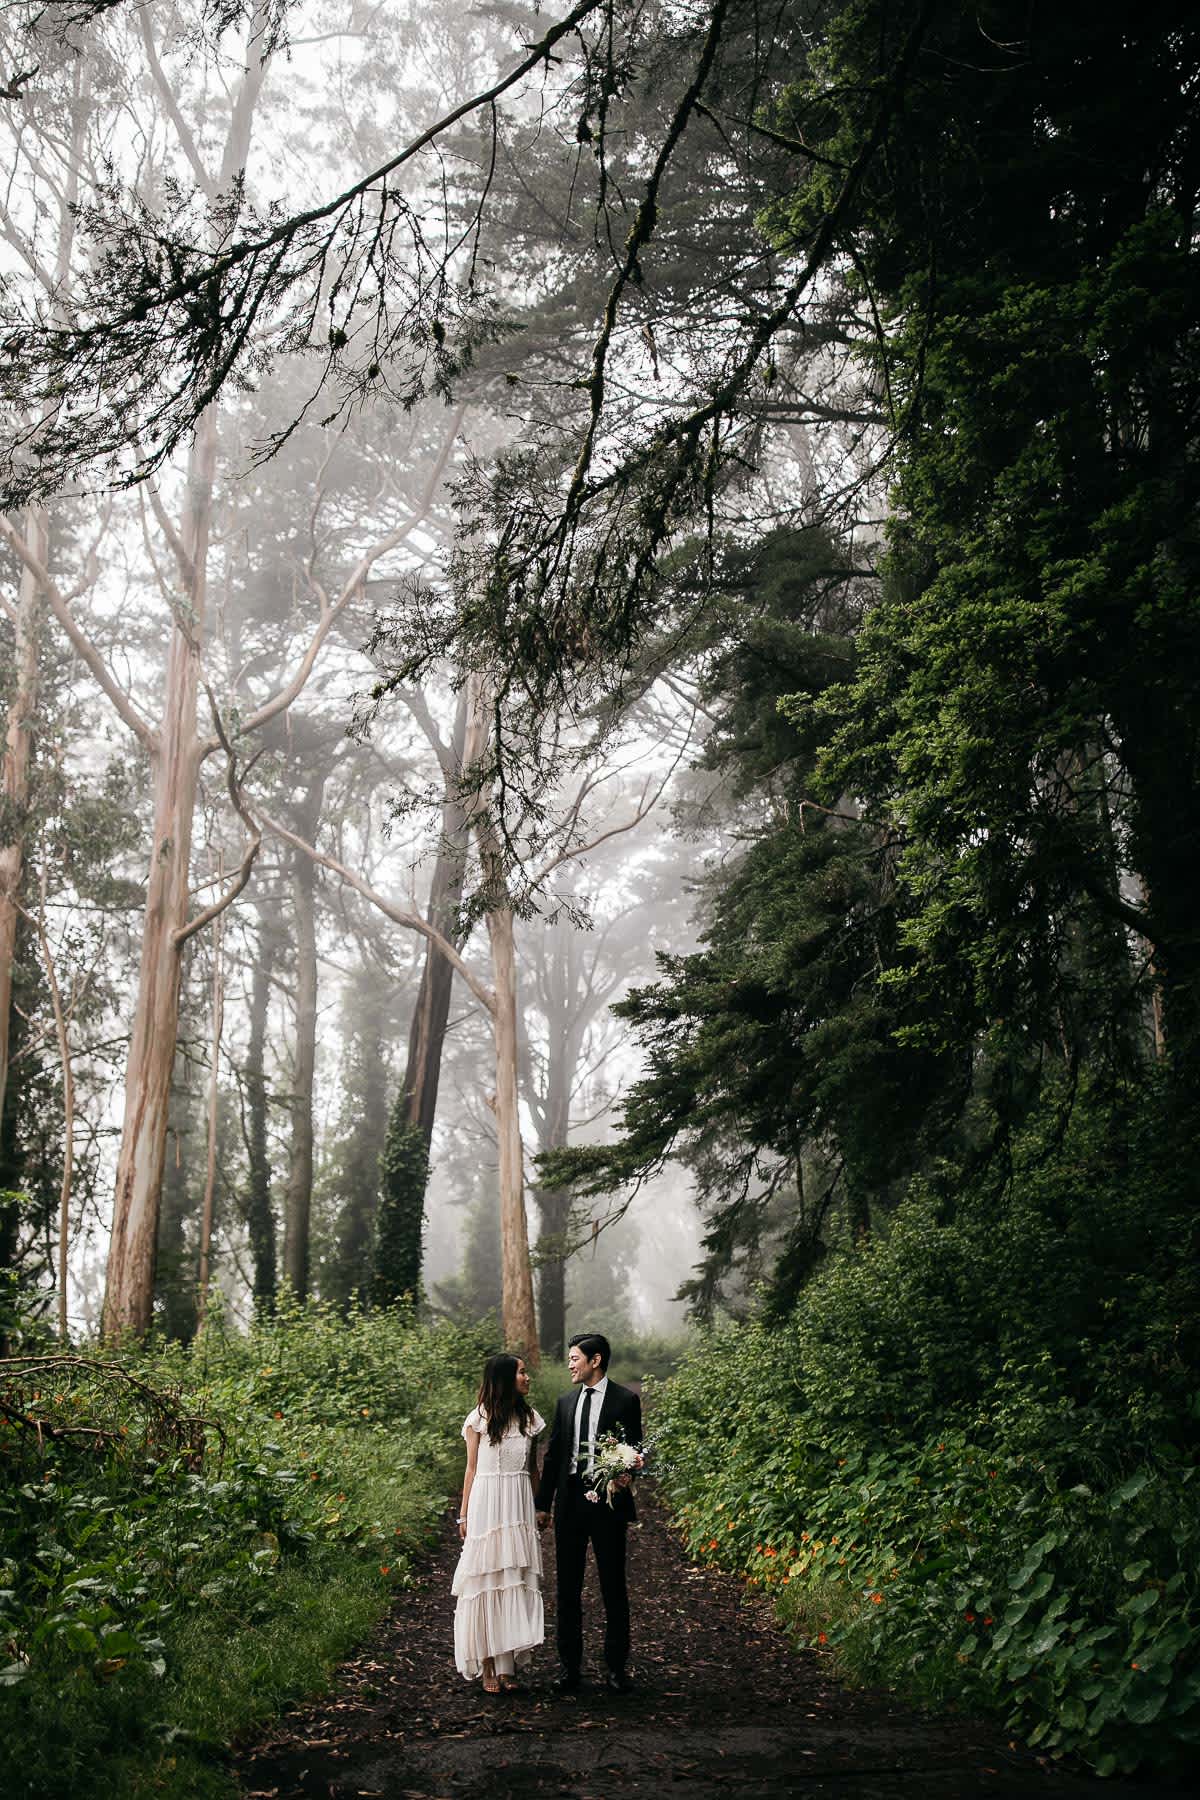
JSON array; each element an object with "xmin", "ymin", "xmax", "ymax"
[{"xmin": 372, "ymin": 1109, "xmax": 429, "ymax": 1308}]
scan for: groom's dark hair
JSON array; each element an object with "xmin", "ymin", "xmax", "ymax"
[{"xmin": 570, "ymin": 1332, "xmax": 611, "ymax": 1373}]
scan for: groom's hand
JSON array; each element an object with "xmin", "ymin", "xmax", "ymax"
[{"xmin": 536, "ymin": 1510, "xmax": 550, "ymax": 1531}]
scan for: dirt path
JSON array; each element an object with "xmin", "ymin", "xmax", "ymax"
[{"xmin": 236, "ymin": 1497, "xmax": 1166, "ymax": 1800}]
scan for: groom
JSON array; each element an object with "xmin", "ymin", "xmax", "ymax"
[{"xmin": 535, "ymin": 1332, "xmax": 641, "ymax": 1693}]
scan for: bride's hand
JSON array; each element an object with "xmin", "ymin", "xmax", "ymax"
[{"xmin": 458, "ymin": 1517, "xmax": 468, "ymax": 1540}]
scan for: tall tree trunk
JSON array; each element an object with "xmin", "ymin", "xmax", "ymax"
[
  {"xmin": 196, "ymin": 898, "xmax": 224, "ymax": 1308},
  {"xmin": 282, "ymin": 777, "xmax": 325, "ymax": 1301},
  {"xmin": 327, "ymin": 967, "xmax": 391, "ymax": 1306},
  {"xmin": 157, "ymin": 1031, "xmax": 201, "ymax": 1346},
  {"xmin": 486, "ymin": 897, "xmax": 539, "ymax": 1361},
  {"xmin": 532, "ymin": 933, "xmax": 579, "ymax": 1362},
  {"xmin": 102, "ymin": 411, "xmax": 217, "ymax": 1338},
  {"xmin": 0, "ymin": 56, "xmax": 80, "ymax": 1171},
  {"xmin": 401, "ymin": 689, "xmax": 470, "ymax": 1145},
  {"xmin": 463, "ymin": 676, "xmax": 538, "ymax": 1362},
  {"xmin": 534, "ymin": 1193, "xmax": 570, "ymax": 1361},
  {"xmin": 0, "ymin": 505, "xmax": 47, "ymax": 1155},
  {"xmin": 24, "ymin": 870, "xmax": 75, "ymax": 1343},
  {"xmin": 244, "ymin": 897, "xmax": 278, "ymax": 1308}
]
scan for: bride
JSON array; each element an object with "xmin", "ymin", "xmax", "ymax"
[{"xmin": 452, "ymin": 1353, "xmax": 545, "ymax": 1692}]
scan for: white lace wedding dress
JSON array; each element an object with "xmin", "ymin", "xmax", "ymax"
[{"xmin": 451, "ymin": 1405, "xmax": 545, "ymax": 1680}]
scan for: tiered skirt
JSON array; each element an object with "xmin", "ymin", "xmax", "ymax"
[{"xmin": 451, "ymin": 1473, "xmax": 544, "ymax": 1679}]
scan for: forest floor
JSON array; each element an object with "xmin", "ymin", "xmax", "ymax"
[{"xmin": 234, "ymin": 1496, "xmax": 1173, "ymax": 1800}]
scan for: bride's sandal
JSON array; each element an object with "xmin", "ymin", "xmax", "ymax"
[
  {"xmin": 482, "ymin": 1674, "xmax": 501, "ymax": 1694},
  {"xmin": 499, "ymin": 1676, "xmax": 520, "ymax": 1693}
]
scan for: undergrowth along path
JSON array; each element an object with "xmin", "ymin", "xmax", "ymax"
[{"xmin": 236, "ymin": 1495, "xmax": 1168, "ymax": 1799}]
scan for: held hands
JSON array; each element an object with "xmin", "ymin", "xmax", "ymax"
[{"xmin": 535, "ymin": 1510, "xmax": 550, "ymax": 1531}]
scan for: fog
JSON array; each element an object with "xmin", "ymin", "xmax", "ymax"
[{"xmin": 3, "ymin": 0, "xmax": 823, "ymax": 1352}]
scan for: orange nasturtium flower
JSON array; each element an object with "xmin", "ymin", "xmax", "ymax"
[
  {"xmin": 817, "ymin": 1632, "xmax": 828, "ymax": 1645},
  {"xmin": 871, "ymin": 1593, "xmax": 884, "ymax": 1605},
  {"xmin": 380, "ymin": 1565, "xmax": 390, "ymax": 1575}
]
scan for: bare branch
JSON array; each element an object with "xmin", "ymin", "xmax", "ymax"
[
  {"xmin": 0, "ymin": 515, "xmax": 155, "ymax": 750},
  {"xmin": 207, "ymin": 404, "xmax": 465, "ymax": 755},
  {"xmin": 175, "ymin": 690, "xmax": 263, "ymax": 946},
  {"xmin": 533, "ymin": 698, "xmax": 698, "ymax": 884},
  {"xmin": 253, "ymin": 806, "xmax": 497, "ymax": 1017}
]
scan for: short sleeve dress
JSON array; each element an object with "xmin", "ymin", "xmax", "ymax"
[{"xmin": 452, "ymin": 1404, "xmax": 546, "ymax": 1680}]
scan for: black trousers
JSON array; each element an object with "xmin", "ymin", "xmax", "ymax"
[{"xmin": 554, "ymin": 1476, "xmax": 630, "ymax": 1674}]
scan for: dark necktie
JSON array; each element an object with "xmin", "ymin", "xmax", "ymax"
[{"xmin": 578, "ymin": 1387, "xmax": 593, "ymax": 1474}]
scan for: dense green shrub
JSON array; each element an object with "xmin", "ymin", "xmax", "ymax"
[
  {"xmin": 652, "ymin": 1100, "xmax": 1199, "ymax": 1778},
  {"xmin": 0, "ymin": 1301, "xmax": 491, "ymax": 1799}
]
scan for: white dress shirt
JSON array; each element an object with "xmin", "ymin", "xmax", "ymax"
[{"xmin": 570, "ymin": 1375, "xmax": 608, "ymax": 1475}]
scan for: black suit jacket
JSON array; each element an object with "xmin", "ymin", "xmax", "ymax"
[{"xmin": 535, "ymin": 1379, "xmax": 643, "ymax": 1523}]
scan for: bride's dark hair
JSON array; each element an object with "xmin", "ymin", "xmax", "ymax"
[{"xmin": 477, "ymin": 1353, "xmax": 533, "ymax": 1445}]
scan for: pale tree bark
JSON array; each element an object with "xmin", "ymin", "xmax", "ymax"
[
  {"xmin": 3, "ymin": 327, "xmax": 458, "ymax": 1335},
  {"xmin": 528, "ymin": 939, "xmax": 582, "ymax": 1362},
  {"xmin": 102, "ymin": 407, "xmax": 217, "ymax": 1335},
  {"xmin": 253, "ymin": 777, "xmax": 539, "ymax": 1361},
  {"xmin": 463, "ymin": 675, "xmax": 539, "ymax": 1363},
  {"xmin": 96, "ymin": 5, "xmax": 280, "ymax": 1335},
  {"xmin": 0, "ymin": 61, "xmax": 83, "ymax": 1147},
  {"xmin": 282, "ymin": 778, "xmax": 325, "ymax": 1300},
  {"xmin": 255, "ymin": 676, "xmax": 672, "ymax": 1364},
  {"xmin": 0, "ymin": 505, "xmax": 47, "ymax": 1143},
  {"xmin": 486, "ymin": 898, "xmax": 538, "ymax": 1358}
]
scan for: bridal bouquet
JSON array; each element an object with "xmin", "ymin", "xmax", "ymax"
[{"xmin": 585, "ymin": 1431, "xmax": 645, "ymax": 1507}]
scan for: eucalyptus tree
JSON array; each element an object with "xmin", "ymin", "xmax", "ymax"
[
  {"xmin": 1, "ymin": 3, "xmax": 466, "ymax": 1333},
  {"xmin": 2, "ymin": 0, "xmax": 888, "ymax": 727},
  {"xmin": 519, "ymin": 827, "xmax": 693, "ymax": 1355},
  {"xmin": 0, "ymin": 14, "xmax": 110, "ymax": 1199}
]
